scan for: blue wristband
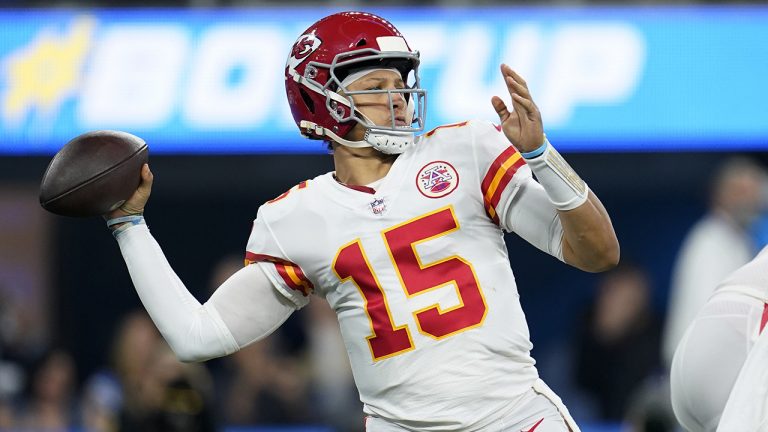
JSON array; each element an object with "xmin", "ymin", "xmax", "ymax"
[
  {"xmin": 106, "ymin": 214, "xmax": 144, "ymax": 228},
  {"xmin": 107, "ymin": 215, "xmax": 146, "ymax": 239},
  {"xmin": 521, "ymin": 138, "xmax": 549, "ymax": 159}
]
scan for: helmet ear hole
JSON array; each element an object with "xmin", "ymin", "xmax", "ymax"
[
  {"xmin": 356, "ymin": 39, "xmax": 367, "ymax": 47},
  {"xmin": 299, "ymin": 88, "xmax": 315, "ymax": 114}
]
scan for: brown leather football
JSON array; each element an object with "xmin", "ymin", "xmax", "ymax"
[{"xmin": 39, "ymin": 130, "xmax": 148, "ymax": 217}]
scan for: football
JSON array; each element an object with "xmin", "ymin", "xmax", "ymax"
[{"xmin": 39, "ymin": 130, "xmax": 148, "ymax": 217}]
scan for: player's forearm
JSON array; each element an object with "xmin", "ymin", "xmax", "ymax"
[
  {"xmin": 115, "ymin": 223, "xmax": 240, "ymax": 362},
  {"xmin": 519, "ymin": 137, "xmax": 619, "ymax": 272},
  {"xmin": 559, "ymin": 191, "xmax": 620, "ymax": 272}
]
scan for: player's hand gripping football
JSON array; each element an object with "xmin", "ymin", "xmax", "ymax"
[
  {"xmin": 105, "ymin": 163, "xmax": 153, "ymax": 219},
  {"xmin": 491, "ymin": 64, "xmax": 544, "ymax": 153}
]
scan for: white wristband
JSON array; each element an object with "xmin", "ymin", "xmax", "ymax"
[
  {"xmin": 523, "ymin": 138, "xmax": 588, "ymax": 211},
  {"xmin": 107, "ymin": 215, "xmax": 146, "ymax": 238}
]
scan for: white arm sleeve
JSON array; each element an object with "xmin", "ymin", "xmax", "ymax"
[
  {"xmin": 116, "ymin": 224, "xmax": 294, "ymax": 362},
  {"xmin": 717, "ymin": 321, "xmax": 768, "ymax": 431},
  {"xmin": 502, "ymin": 177, "xmax": 565, "ymax": 262}
]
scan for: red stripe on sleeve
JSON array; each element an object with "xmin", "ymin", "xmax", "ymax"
[
  {"xmin": 292, "ymin": 265, "xmax": 312, "ymax": 286},
  {"xmin": 487, "ymin": 211, "xmax": 500, "ymax": 225},
  {"xmin": 244, "ymin": 252, "xmax": 313, "ymax": 296},
  {"xmin": 480, "ymin": 146, "xmax": 518, "ymax": 195},
  {"xmin": 244, "ymin": 252, "xmax": 282, "ymax": 264},
  {"xmin": 481, "ymin": 147, "xmax": 526, "ymax": 224},
  {"xmin": 488, "ymin": 156, "xmax": 526, "ymax": 210},
  {"xmin": 274, "ymin": 263, "xmax": 313, "ymax": 297},
  {"xmin": 266, "ymin": 191, "xmax": 289, "ymax": 203},
  {"xmin": 275, "ymin": 263, "xmax": 299, "ymax": 289}
]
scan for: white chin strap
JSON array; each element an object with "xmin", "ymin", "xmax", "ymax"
[
  {"xmin": 299, "ymin": 99, "xmax": 415, "ymax": 154},
  {"xmin": 308, "ymin": 121, "xmax": 415, "ymax": 155},
  {"xmin": 363, "ymin": 128, "xmax": 415, "ymax": 155}
]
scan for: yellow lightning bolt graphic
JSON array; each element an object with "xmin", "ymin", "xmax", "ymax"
[{"xmin": 4, "ymin": 16, "xmax": 95, "ymax": 124}]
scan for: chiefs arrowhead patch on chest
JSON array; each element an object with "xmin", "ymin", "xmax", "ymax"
[{"xmin": 416, "ymin": 161, "xmax": 459, "ymax": 199}]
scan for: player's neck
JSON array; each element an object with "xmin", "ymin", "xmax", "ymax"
[{"xmin": 332, "ymin": 145, "xmax": 397, "ymax": 186}]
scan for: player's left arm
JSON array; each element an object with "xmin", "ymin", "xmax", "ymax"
[
  {"xmin": 492, "ymin": 64, "xmax": 619, "ymax": 272},
  {"xmin": 558, "ymin": 191, "xmax": 619, "ymax": 272}
]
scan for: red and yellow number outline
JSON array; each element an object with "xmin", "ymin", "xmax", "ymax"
[
  {"xmin": 383, "ymin": 205, "xmax": 487, "ymax": 340},
  {"xmin": 332, "ymin": 239, "xmax": 415, "ymax": 361},
  {"xmin": 267, "ymin": 180, "xmax": 308, "ymax": 204},
  {"xmin": 333, "ymin": 206, "xmax": 488, "ymax": 361}
]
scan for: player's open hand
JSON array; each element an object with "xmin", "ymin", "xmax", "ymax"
[
  {"xmin": 106, "ymin": 164, "xmax": 153, "ymax": 219},
  {"xmin": 491, "ymin": 64, "xmax": 544, "ymax": 153}
]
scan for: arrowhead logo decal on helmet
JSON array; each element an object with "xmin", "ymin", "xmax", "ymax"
[{"xmin": 287, "ymin": 34, "xmax": 322, "ymax": 71}]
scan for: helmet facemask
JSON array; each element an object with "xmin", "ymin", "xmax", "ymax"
[
  {"xmin": 285, "ymin": 12, "xmax": 427, "ymax": 154},
  {"xmin": 298, "ymin": 48, "xmax": 427, "ymax": 154}
]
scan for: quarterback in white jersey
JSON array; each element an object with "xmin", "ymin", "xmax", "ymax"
[
  {"xmin": 248, "ymin": 119, "xmax": 554, "ymax": 428},
  {"xmin": 671, "ymin": 245, "xmax": 768, "ymax": 431},
  {"xmin": 104, "ymin": 11, "xmax": 619, "ymax": 432}
]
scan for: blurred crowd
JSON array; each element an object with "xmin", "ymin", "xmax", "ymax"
[
  {"xmin": 1, "ymin": 155, "xmax": 768, "ymax": 432},
  {"xmin": 0, "ymin": 253, "xmax": 363, "ymax": 432}
]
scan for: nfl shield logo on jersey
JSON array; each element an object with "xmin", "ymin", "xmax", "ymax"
[
  {"xmin": 369, "ymin": 198, "xmax": 387, "ymax": 215},
  {"xmin": 417, "ymin": 161, "xmax": 459, "ymax": 199}
]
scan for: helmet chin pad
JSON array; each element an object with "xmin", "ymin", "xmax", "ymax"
[
  {"xmin": 364, "ymin": 129, "xmax": 415, "ymax": 155},
  {"xmin": 310, "ymin": 120, "xmax": 414, "ymax": 155},
  {"xmin": 351, "ymin": 107, "xmax": 416, "ymax": 155}
]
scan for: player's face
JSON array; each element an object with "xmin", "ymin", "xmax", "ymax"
[{"xmin": 344, "ymin": 70, "xmax": 407, "ymax": 141}]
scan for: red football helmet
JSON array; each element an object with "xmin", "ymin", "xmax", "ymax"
[{"xmin": 285, "ymin": 12, "xmax": 426, "ymax": 154}]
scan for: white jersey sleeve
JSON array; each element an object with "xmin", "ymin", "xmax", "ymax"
[
  {"xmin": 469, "ymin": 120, "xmax": 563, "ymax": 260},
  {"xmin": 470, "ymin": 120, "xmax": 533, "ymax": 230},
  {"xmin": 714, "ymin": 245, "xmax": 768, "ymax": 429},
  {"xmin": 717, "ymin": 316, "xmax": 768, "ymax": 431},
  {"xmin": 245, "ymin": 184, "xmax": 314, "ymax": 309},
  {"xmin": 504, "ymin": 180, "xmax": 565, "ymax": 261},
  {"xmin": 245, "ymin": 182, "xmax": 314, "ymax": 309}
]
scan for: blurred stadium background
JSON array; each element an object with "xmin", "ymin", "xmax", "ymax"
[{"xmin": 0, "ymin": 1, "xmax": 767, "ymax": 431}]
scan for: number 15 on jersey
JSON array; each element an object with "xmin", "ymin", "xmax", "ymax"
[{"xmin": 332, "ymin": 206, "xmax": 488, "ymax": 361}]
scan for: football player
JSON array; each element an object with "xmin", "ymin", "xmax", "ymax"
[
  {"xmin": 718, "ymin": 322, "xmax": 768, "ymax": 431},
  {"xmin": 105, "ymin": 12, "xmax": 619, "ymax": 431},
  {"xmin": 671, "ymin": 245, "xmax": 768, "ymax": 431}
]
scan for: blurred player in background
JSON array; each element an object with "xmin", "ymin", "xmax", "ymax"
[
  {"xmin": 104, "ymin": 11, "xmax": 619, "ymax": 431},
  {"xmin": 717, "ymin": 306, "xmax": 768, "ymax": 431},
  {"xmin": 662, "ymin": 157, "xmax": 767, "ymax": 367},
  {"xmin": 671, "ymin": 245, "xmax": 768, "ymax": 431}
]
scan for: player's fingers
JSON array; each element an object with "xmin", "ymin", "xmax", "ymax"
[
  {"xmin": 505, "ymin": 73, "xmax": 532, "ymax": 101},
  {"xmin": 508, "ymin": 82, "xmax": 528, "ymax": 117},
  {"xmin": 500, "ymin": 64, "xmax": 519, "ymax": 96},
  {"xmin": 504, "ymin": 64, "xmax": 528, "ymax": 88},
  {"xmin": 491, "ymin": 96, "xmax": 509, "ymax": 120},
  {"xmin": 501, "ymin": 64, "xmax": 534, "ymax": 102},
  {"xmin": 138, "ymin": 164, "xmax": 153, "ymax": 191},
  {"xmin": 512, "ymin": 93, "xmax": 538, "ymax": 119}
]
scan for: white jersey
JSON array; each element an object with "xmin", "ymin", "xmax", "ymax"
[
  {"xmin": 717, "ymin": 305, "xmax": 768, "ymax": 431},
  {"xmin": 716, "ymin": 244, "xmax": 768, "ymax": 302},
  {"xmin": 670, "ymin": 246, "xmax": 768, "ymax": 431},
  {"xmin": 246, "ymin": 120, "xmax": 549, "ymax": 430}
]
